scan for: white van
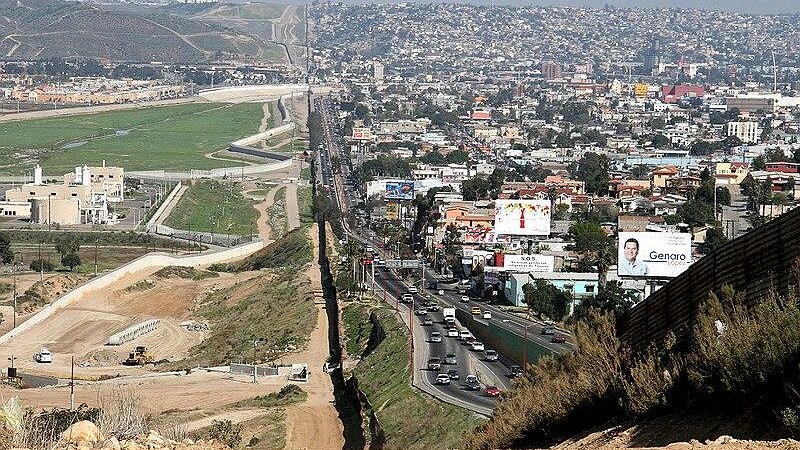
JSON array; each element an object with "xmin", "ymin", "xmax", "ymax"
[{"xmin": 34, "ymin": 348, "xmax": 53, "ymax": 363}]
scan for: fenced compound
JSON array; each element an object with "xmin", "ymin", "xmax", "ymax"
[
  {"xmin": 107, "ymin": 319, "xmax": 161, "ymax": 346},
  {"xmin": 618, "ymin": 207, "xmax": 800, "ymax": 351}
]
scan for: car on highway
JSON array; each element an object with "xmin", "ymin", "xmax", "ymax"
[
  {"xmin": 447, "ymin": 328, "xmax": 459, "ymax": 338},
  {"xmin": 444, "ymin": 353, "xmax": 457, "ymax": 365},
  {"xmin": 430, "ymin": 331, "xmax": 442, "ymax": 343},
  {"xmin": 541, "ymin": 325, "xmax": 556, "ymax": 335},
  {"xmin": 484, "ymin": 386, "xmax": 501, "ymax": 397},
  {"xmin": 408, "ymin": 286, "xmax": 418, "ymax": 294},
  {"xmin": 551, "ymin": 334, "xmax": 567, "ymax": 344},
  {"xmin": 427, "ymin": 357, "xmax": 441, "ymax": 371},
  {"xmin": 465, "ymin": 374, "xmax": 480, "ymax": 391},
  {"xmin": 464, "ymin": 336, "xmax": 475, "ymax": 346},
  {"xmin": 415, "ymin": 307, "xmax": 428, "ymax": 315},
  {"xmin": 436, "ymin": 373, "xmax": 451, "ymax": 385},
  {"xmin": 459, "ymin": 330, "xmax": 473, "ymax": 340},
  {"xmin": 422, "ymin": 317, "xmax": 433, "ymax": 326},
  {"xmin": 447, "ymin": 369, "xmax": 460, "ymax": 380},
  {"xmin": 470, "ymin": 306, "xmax": 481, "ymax": 315},
  {"xmin": 482, "ymin": 311, "xmax": 492, "ymax": 320},
  {"xmin": 471, "ymin": 341, "xmax": 485, "ymax": 352},
  {"xmin": 509, "ymin": 365, "xmax": 524, "ymax": 378},
  {"xmin": 427, "ymin": 303, "xmax": 440, "ymax": 312},
  {"xmin": 401, "ymin": 293, "xmax": 413, "ymax": 303},
  {"xmin": 460, "ymin": 295, "xmax": 470, "ymax": 303},
  {"xmin": 484, "ymin": 349, "xmax": 498, "ymax": 361}
]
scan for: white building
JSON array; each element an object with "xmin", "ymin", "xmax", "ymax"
[{"xmin": 727, "ymin": 121, "xmax": 761, "ymax": 144}]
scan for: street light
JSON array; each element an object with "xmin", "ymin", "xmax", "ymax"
[{"xmin": 251, "ymin": 338, "xmax": 265, "ymax": 384}]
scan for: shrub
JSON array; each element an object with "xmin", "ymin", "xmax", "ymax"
[
  {"xmin": 208, "ymin": 419, "xmax": 242, "ymax": 447},
  {"xmin": 29, "ymin": 259, "xmax": 54, "ymax": 272}
]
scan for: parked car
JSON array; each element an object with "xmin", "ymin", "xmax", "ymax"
[
  {"xmin": 447, "ymin": 369, "xmax": 460, "ymax": 380},
  {"xmin": 482, "ymin": 311, "xmax": 492, "ymax": 320},
  {"xmin": 444, "ymin": 353, "xmax": 457, "ymax": 365},
  {"xmin": 471, "ymin": 341, "xmax": 485, "ymax": 352},
  {"xmin": 422, "ymin": 317, "xmax": 433, "ymax": 326},
  {"xmin": 427, "ymin": 357, "xmax": 441, "ymax": 371},
  {"xmin": 551, "ymin": 334, "xmax": 567, "ymax": 344},
  {"xmin": 465, "ymin": 374, "xmax": 480, "ymax": 391},
  {"xmin": 509, "ymin": 365, "xmax": 523, "ymax": 378},
  {"xmin": 447, "ymin": 328, "xmax": 459, "ymax": 338},
  {"xmin": 430, "ymin": 332, "xmax": 442, "ymax": 343},
  {"xmin": 484, "ymin": 349, "xmax": 498, "ymax": 361},
  {"xmin": 460, "ymin": 295, "xmax": 470, "ymax": 303},
  {"xmin": 34, "ymin": 348, "xmax": 53, "ymax": 363},
  {"xmin": 459, "ymin": 330, "xmax": 473, "ymax": 340},
  {"xmin": 436, "ymin": 373, "xmax": 451, "ymax": 385},
  {"xmin": 484, "ymin": 386, "xmax": 501, "ymax": 397},
  {"xmin": 470, "ymin": 306, "xmax": 481, "ymax": 315}
]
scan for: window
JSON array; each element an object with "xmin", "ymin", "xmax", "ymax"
[
  {"xmin": 108, "ymin": 175, "xmax": 114, "ymax": 178},
  {"xmin": 29, "ymin": 192, "xmax": 35, "ymax": 195},
  {"xmin": 71, "ymin": 193, "xmax": 77, "ymax": 197},
  {"xmin": 50, "ymin": 192, "xmax": 56, "ymax": 196},
  {"xmin": 585, "ymin": 285, "xmax": 595, "ymax": 293}
]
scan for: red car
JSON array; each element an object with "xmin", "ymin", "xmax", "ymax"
[
  {"xmin": 551, "ymin": 334, "xmax": 567, "ymax": 344},
  {"xmin": 484, "ymin": 386, "xmax": 501, "ymax": 397}
]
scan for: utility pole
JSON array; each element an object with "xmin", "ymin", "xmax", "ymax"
[
  {"xmin": 94, "ymin": 238, "xmax": 98, "ymax": 275},
  {"xmin": 12, "ymin": 264, "xmax": 17, "ymax": 329},
  {"xmin": 70, "ymin": 356, "xmax": 75, "ymax": 410}
]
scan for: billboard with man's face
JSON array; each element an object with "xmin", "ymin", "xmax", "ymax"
[
  {"xmin": 494, "ymin": 200, "xmax": 551, "ymax": 236},
  {"xmin": 617, "ymin": 232, "xmax": 692, "ymax": 278},
  {"xmin": 385, "ymin": 181, "xmax": 414, "ymax": 200}
]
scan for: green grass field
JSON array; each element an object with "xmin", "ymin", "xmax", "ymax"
[
  {"xmin": 164, "ymin": 180, "xmax": 258, "ymax": 236},
  {"xmin": 0, "ymin": 102, "xmax": 266, "ymax": 174}
]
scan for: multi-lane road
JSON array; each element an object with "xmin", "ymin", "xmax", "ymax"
[{"xmin": 313, "ymin": 96, "xmax": 572, "ymax": 414}]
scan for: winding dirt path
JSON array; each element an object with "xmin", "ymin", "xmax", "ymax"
[
  {"xmin": 253, "ymin": 185, "xmax": 280, "ymax": 242},
  {"xmin": 184, "ymin": 408, "xmax": 265, "ymax": 433},
  {"xmin": 282, "ymin": 224, "xmax": 344, "ymax": 450}
]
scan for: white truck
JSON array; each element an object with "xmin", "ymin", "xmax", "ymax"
[
  {"xmin": 34, "ymin": 348, "xmax": 53, "ymax": 363},
  {"xmin": 443, "ymin": 307, "xmax": 456, "ymax": 325}
]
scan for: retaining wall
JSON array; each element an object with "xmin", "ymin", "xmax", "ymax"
[
  {"xmin": 455, "ymin": 309, "xmax": 553, "ymax": 366},
  {"xmin": 0, "ymin": 239, "xmax": 264, "ymax": 345},
  {"xmin": 151, "ymin": 223, "xmax": 251, "ymax": 247},
  {"xmin": 128, "ymin": 159, "xmax": 293, "ymax": 182},
  {"xmin": 231, "ymin": 123, "xmax": 295, "ymax": 148}
]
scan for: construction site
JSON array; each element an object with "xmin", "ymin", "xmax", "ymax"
[{"xmin": 0, "ymin": 88, "xmax": 344, "ymax": 449}]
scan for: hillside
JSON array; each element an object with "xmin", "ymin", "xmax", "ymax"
[{"xmin": 0, "ymin": 0, "xmax": 286, "ymax": 63}]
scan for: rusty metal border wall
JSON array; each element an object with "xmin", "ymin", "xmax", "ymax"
[{"xmin": 617, "ymin": 208, "xmax": 800, "ymax": 350}]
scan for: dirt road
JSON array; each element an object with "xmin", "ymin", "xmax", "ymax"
[
  {"xmin": 253, "ymin": 185, "xmax": 280, "ymax": 241},
  {"xmin": 285, "ymin": 183, "xmax": 301, "ymax": 231},
  {"xmin": 282, "ymin": 224, "xmax": 344, "ymax": 450}
]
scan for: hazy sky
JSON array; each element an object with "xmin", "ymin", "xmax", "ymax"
[{"xmin": 493, "ymin": 1, "xmax": 798, "ymax": 14}]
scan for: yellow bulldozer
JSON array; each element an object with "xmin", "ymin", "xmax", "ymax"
[{"xmin": 123, "ymin": 346, "xmax": 154, "ymax": 366}]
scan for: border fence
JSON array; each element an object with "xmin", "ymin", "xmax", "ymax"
[{"xmin": 617, "ymin": 207, "xmax": 800, "ymax": 351}]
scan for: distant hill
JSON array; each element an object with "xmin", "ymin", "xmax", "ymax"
[{"xmin": 0, "ymin": 0, "xmax": 286, "ymax": 63}]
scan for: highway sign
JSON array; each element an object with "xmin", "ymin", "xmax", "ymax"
[{"xmin": 386, "ymin": 259, "xmax": 423, "ymax": 269}]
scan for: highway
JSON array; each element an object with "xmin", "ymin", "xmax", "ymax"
[{"xmin": 313, "ymin": 96, "xmax": 566, "ymax": 415}]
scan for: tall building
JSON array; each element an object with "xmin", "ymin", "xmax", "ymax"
[
  {"xmin": 727, "ymin": 121, "xmax": 761, "ymax": 144},
  {"xmin": 541, "ymin": 62, "xmax": 562, "ymax": 80},
  {"xmin": 373, "ymin": 62, "xmax": 385, "ymax": 82},
  {"xmin": 643, "ymin": 39, "xmax": 661, "ymax": 74}
]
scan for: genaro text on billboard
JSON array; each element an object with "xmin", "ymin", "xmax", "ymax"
[
  {"xmin": 494, "ymin": 200, "xmax": 551, "ymax": 236},
  {"xmin": 617, "ymin": 232, "xmax": 692, "ymax": 278},
  {"xmin": 502, "ymin": 254, "xmax": 555, "ymax": 273},
  {"xmin": 385, "ymin": 181, "xmax": 414, "ymax": 200}
]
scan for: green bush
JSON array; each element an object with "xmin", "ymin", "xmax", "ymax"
[
  {"xmin": 208, "ymin": 419, "xmax": 242, "ymax": 448},
  {"xmin": 29, "ymin": 259, "xmax": 54, "ymax": 272}
]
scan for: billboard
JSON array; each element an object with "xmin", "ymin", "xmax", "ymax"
[
  {"xmin": 502, "ymin": 254, "xmax": 555, "ymax": 273},
  {"xmin": 617, "ymin": 232, "xmax": 692, "ymax": 278},
  {"xmin": 463, "ymin": 226, "xmax": 511, "ymax": 244},
  {"xmin": 385, "ymin": 181, "xmax": 414, "ymax": 200},
  {"xmin": 494, "ymin": 200, "xmax": 551, "ymax": 236}
]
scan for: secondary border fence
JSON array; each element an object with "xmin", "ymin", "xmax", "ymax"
[{"xmin": 617, "ymin": 207, "xmax": 800, "ymax": 351}]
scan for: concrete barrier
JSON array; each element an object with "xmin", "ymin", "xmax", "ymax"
[
  {"xmin": 107, "ymin": 319, "xmax": 161, "ymax": 346},
  {"xmin": 231, "ymin": 123, "xmax": 295, "ymax": 147},
  {"xmin": 127, "ymin": 159, "xmax": 293, "ymax": 182},
  {"xmin": 0, "ymin": 239, "xmax": 264, "ymax": 346}
]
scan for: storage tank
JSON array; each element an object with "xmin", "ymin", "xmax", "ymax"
[{"xmin": 33, "ymin": 164, "xmax": 42, "ymax": 185}]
